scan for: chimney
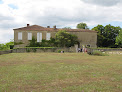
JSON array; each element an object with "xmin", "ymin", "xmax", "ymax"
[
  {"xmin": 27, "ymin": 24, "xmax": 30, "ymax": 27},
  {"xmin": 53, "ymin": 25, "xmax": 56, "ymax": 29},
  {"xmin": 47, "ymin": 26, "xmax": 50, "ymax": 28}
]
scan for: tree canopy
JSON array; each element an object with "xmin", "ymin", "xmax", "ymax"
[
  {"xmin": 0, "ymin": 41, "xmax": 14, "ymax": 51},
  {"xmin": 92, "ymin": 24, "xmax": 121, "ymax": 47},
  {"xmin": 116, "ymin": 30, "xmax": 122, "ymax": 47},
  {"xmin": 63, "ymin": 27, "xmax": 71, "ymax": 29},
  {"xmin": 76, "ymin": 23, "xmax": 89, "ymax": 29},
  {"xmin": 55, "ymin": 30, "xmax": 78, "ymax": 47}
]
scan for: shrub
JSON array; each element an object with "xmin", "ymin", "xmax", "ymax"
[
  {"xmin": 27, "ymin": 37, "xmax": 41, "ymax": 47},
  {"xmin": 0, "ymin": 41, "xmax": 14, "ymax": 51},
  {"xmin": 91, "ymin": 50, "xmax": 108, "ymax": 56},
  {"xmin": 57, "ymin": 49, "xmax": 61, "ymax": 53}
]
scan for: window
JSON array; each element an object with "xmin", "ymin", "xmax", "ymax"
[
  {"xmin": 46, "ymin": 33, "xmax": 51, "ymax": 40},
  {"xmin": 28, "ymin": 32, "xmax": 32, "ymax": 40},
  {"xmin": 37, "ymin": 33, "xmax": 42, "ymax": 42},
  {"xmin": 18, "ymin": 32, "xmax": 22, "ymax": 40}
]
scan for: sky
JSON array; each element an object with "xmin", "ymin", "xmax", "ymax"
[{"xmin": 0, "ymin": 0, "xmax": 122, "ymax": 43}]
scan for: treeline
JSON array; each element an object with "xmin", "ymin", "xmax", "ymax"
[
  {"xmin": 0, "ymin": 41, "xmax": 14, "ymax": 51},
  {"xmin": 0, "ymin": 23, "xmax": 122, "ymax": 51},
  {"xmin": 77, "ymin": 23, "xmax": 122, "ymax": 48}
]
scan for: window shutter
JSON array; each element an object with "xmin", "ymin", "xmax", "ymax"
[
  {"xmin": 18, "ymin": 32, "xmax": 22, "ymax": 40},
  {"xmin": 46, "ymin": 33, "xmax": 51, "ymax": 40},
  {"xmin": 40, "ymin": 33, "xmax": 42, "ymax": 42},
  {"xmin": 37, "ymin": 33, "xmax": 42, "ymax": 42},
  {"xmin": 37, "ymin": 33, "xmax": 40, "ymax": 42},
  {"xmin": 28, "ymin": 32, "xmax": 32, "ymax": 40}
]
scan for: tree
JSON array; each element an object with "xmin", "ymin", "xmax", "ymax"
[
  {"xmin": 63, "ymin": 27, "xmax": 71, "ymax": 29},
  {"xmin": 92, "ymin": 24, "xmax": 121, "ymax": 47},
  {"xmin": 77, "ymin": 23, "xmax": 89, "ymax": 29},
  {"xmin": 116, "ymin": 30, "xmax": 122, "ymax": 47},
  {"xmin": 55, "ymin": 30, "xmax": 78, "ymax": 47},
  {"xmin": 0, "ymin": 40, "xmax": 14, "ymax": 51},
  {"xmin": 92, "ymin": 25, "xmax": 105, "ymax": 47}
]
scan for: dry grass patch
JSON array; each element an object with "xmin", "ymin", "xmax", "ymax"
[{"xmin": 0, "ymin": 53, "xmax": 122, "ymax": 92}]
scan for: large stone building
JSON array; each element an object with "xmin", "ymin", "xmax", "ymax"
[{"xmin": 13, "ymin": 24, "xmax": 97, "ymax": 47}]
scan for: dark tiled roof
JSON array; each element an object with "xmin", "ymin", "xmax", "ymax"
[{"xmin": 13, "ymin": 25, "xmax": 97, "ymax": 33}]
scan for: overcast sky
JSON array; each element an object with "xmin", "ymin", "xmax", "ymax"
[{"xmin": 0, "ymin": 0, "xmax": 122, "ymax": 43}]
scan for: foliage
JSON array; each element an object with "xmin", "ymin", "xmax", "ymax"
[
  {"xmin": 55, "ymin": 30, "xmax": 78, "ymax": 47},
  {"xmin": 91, "ymin": 50, "xmax": 108, "ymax": 56},
  {"xmin": 116, "ymin": 30, "xmax": 122, "ymax": 47},
  {"xmin": 77, "ymin": 22, "xmax": 89, "ymax": 29},
  {"xmin": 57, "ymin": 49, "xmax": 61, "ymax": 53},
  {"xmin": 40, "ymin": 38, "xmax": 57, "ymax": 47},
  {"xmin": 14, "ymin": 42, "xmax": 23, "ymax": 45},
  {"xmin": 0, "ymin": 41, "xmax": 14, "ymax": 51},
  {"xmin": 92, "ymin": 24, "xmax": 121, "ymax": 47},
  {"xmin": 27, "ymin": 30, "xmax": 78, "ymax": 48},
  {"xmin": 63, "ymin": 27, "xmax": 71, "ymax": 29},
  {"xmin": 27, "ymin": 37, "xmax": 57, "ymax": 47},
  {"xmin": 27, "ymin": 37, "xmax": 41, "ymax": 47}
]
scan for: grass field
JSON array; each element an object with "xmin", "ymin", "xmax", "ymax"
[{"xmin": 0, "ymin": 53, "xmax": 122, "ymax": 92}]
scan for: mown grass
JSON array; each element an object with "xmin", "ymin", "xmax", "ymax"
[{"xmin": 0, "ymin": 53, "xmax": 122, "ymax": 92}]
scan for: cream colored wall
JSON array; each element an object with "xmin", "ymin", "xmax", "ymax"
[
  {"xmin": 68, "ymin": 32, "xmax": 97, "ymax": 47},
  {"xmin": 14, "ymin": 30, "xmax": 57, "ymax": 47},
  {"xmin": 14, "ymin": 30, "xmax": 97, "ymax": 47}
]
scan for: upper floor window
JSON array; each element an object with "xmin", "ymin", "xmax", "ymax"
[
  {"xmin": 37, "ymin": 33, "xmax": 42, "ymax": 42},
  {"xmin": 18, "ymin": 32, "xmax": 22, "ymax": 40},
  {"xmin": 46, "ymin": 33, "xmax": 51, "ymax": 40},
  {"xmin": 28, "ymin": 32, "xmax": 32, "ymax": 40}
]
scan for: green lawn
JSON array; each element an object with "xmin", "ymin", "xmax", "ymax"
[{"xmin": 0, "ymin": 53, "xmax": 122, "ymax": 92}]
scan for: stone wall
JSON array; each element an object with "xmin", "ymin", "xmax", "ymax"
[
  {"xmin": 0, "ymin": 47, "xmax": 77, "ymax": 55},
  {"xmin": 0, "ymin": 50, "xmax": 12, "ymax": 55},
  {"xmin": 87, "ymin": 48, "xmax": 122, "ymax": 54}
]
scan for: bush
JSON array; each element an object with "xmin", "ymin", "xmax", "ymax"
[
  {"xmin": 91, "ymin": 50, "xmax": 108, "ymax": 56},
  {"xmin": 27, "ymin": 37, "xmax": 41, "ymax": 47},
  {"xmin": 0, "ymin": 41, "xmax": 14, "ymax": 51},
  {"xmin": 57, "ymin": 49, "xmax": 61, "ymax": 53}
]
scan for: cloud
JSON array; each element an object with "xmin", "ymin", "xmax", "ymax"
[
  {"xmin": 0, "ymin": 0, "xmax": 122, "ymax": 43},
  {"xmin": 81, "ymin": 0, "xmax": 121, "ymax": 6}
]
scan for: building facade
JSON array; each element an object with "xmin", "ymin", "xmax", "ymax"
[{"xmin": 14, "ymin": 24, "xmax": 97, "ymax": 47}]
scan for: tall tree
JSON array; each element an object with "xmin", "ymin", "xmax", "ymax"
[
  {"xmin": 77, "ymin": 23, "xmax": 89, "ymax": 29},
  {"xmin": 55, "ymin": 30, "xmax": 78, "ymax": 47},
  {"xmin": 92, "ymin": 25, "xmax": 104, "ymax": 47},
  {"xmin": 104, "ymin": 24, "xmax": 120, "ymax": 47},
  {"xmin": 92, "ymin": 24, "xmax": 121, "ymax": 47},
  {"xmin": 116, "ymin": 29, "xmax": 122, "ymax": 47}
]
